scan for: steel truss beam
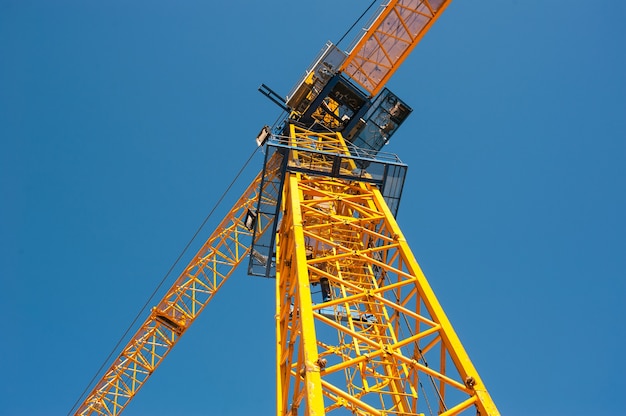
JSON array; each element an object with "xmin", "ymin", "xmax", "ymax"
[
  {"xmin": 341, "ymin": 0, "xmax": 453, "ymax": 97},
  {"xmin": 75, "ymin": 159, "xmax": 282, "ymax": 415}
]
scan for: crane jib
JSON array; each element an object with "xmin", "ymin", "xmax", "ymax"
[{"xmin": 341, "ymin": 0, "xmax": 454, "ymax": 96}]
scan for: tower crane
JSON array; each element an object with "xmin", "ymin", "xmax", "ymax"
[{"xmin": 72, "ymin": 1, "xmax": 500, "ymax": 415}]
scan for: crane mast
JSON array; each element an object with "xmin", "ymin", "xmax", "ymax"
[
  {"xmin": 73, "ymin": 1, "xmax": 500, "ymax": 415},
  {"xmin": 272, "ymin": 124, "xmax": 498, "ymax": 415}
]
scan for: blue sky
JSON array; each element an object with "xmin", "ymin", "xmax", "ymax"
[{"xmin": 1, "ymin": 1, "xmax": 625, "ymax": 415}]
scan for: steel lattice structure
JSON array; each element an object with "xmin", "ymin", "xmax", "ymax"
[
  {"xmin": 275, "ymin": 125, "xmax": 498, "ymax": 415},
  {"xmin": 75, "ymin": 170, "xmax": 275, "ymax": 414},
  {"xmin": 73, "ymin": 1, "xmax": 501, "ymax": 414}
]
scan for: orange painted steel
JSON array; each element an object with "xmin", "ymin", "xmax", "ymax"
[{"xmin": 341, "ymin": 0, "xmax": 453, "ymax": 97}]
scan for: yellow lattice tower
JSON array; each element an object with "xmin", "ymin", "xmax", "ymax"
[{"xmin": 275, "ymin": 124, "xmax": 499, "ymax": 415}]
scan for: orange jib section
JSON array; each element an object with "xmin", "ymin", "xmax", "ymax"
[{"xmin": 340, "ymin": 0, "xmax": 452, "ymax": 97}]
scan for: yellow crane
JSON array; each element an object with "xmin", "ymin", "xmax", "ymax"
[{"xmin": 72, "ymin": 1, "xmax": 499, "ymax": 415}]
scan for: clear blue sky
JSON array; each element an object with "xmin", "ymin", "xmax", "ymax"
[{"xmin": 1, "ymin": 1, "xmax": 625, "ymax": 415}]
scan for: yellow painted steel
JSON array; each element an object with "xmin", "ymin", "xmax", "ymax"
[
  {"xmin": 74, "ymin": 164, "xmax": 281, "ymax": 415},
  {"xmin": 341, "ymin": 0, "xmax": 453, "ymax": 97},
  {"xmin": 276, "ymin": 174, "xmax": 327, "ymax": 416},
  {"xmin": 275, "ymin": 126, "xmax": 499, "ymax": 415}
]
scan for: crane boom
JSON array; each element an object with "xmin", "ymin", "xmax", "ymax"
[
  {"xmin": 341, "ymin": 0, "xmax": 453, "ymax": 96},
  {"xmin": 74, "ymin": 161, "xmax": 281, "ymax": 415}
]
